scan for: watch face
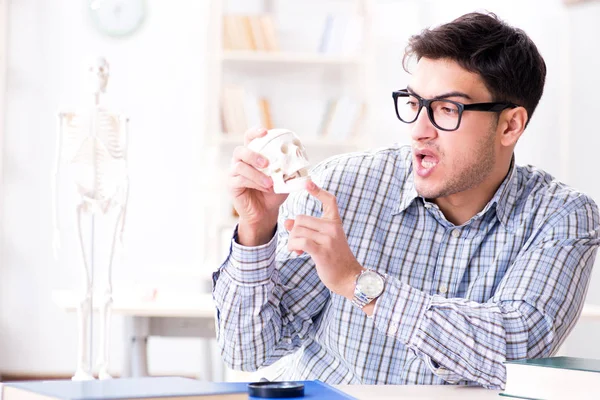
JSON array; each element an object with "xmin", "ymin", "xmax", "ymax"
[{"xmin": 357, "ymin": 271, "xmax": 384, "ymax": 298}]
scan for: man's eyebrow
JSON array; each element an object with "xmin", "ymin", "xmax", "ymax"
[{"xmin": 406, "ymin": 86, "xmax": 473, "ymax": 101}]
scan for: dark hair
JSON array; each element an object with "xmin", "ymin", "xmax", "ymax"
[{"xmin": 403, "ymin": 12, "xmax": 546, "ymax": 126}]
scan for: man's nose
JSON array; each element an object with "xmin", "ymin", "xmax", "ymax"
[{"xmin": 410, "ymin": 107, "xmax": 437, "ymax": 142}]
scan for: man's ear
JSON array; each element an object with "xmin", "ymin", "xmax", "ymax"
[{"xmin": 499, "ymin": 107, "xmax": 528, "ymax": 147}]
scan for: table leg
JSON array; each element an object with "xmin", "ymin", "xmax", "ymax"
[
  {"xmin": 199, "ymin": 338, "xmax": 213, "ymax": 381},
  {"xmin": 122, "ymin": 319, "xmax": 132, "ymax": 377},
  {"xmin": 123, "ymin": 316, "xmax": 150, "ymax": 377},
  {"xmin": 210, "ymin": 338, "xmax": 226, "ymax": 382}
]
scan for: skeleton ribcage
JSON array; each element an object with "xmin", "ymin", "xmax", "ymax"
[{"xmin": 61, "ymin": 109, "xmax": 127, "ymax": 204}]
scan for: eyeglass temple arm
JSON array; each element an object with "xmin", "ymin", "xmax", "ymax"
[{"xmin": 464, "ymin": 103, "xmax": 519, "ymax": 112}]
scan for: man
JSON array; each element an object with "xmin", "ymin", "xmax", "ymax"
[{"xmin": 212, "ymin": 12, "xmax": 600, "ymax": 389}]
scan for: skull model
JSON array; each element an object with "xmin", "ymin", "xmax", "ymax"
[
  {"xmin": 87, "ymin": 56, "xmax": 110, "ymax": 95},
  {"xmin": 248, "ymin": 129, "xmax": 311, "ymax": 193}
]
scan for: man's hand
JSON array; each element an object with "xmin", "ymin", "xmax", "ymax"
[
  {"xmin": 284, "ymin": 181, "xmax": 365, "ymax": 299},
  {"xmin": 230, "ymin": 127, "xmax": 288, "ymax": 246}
]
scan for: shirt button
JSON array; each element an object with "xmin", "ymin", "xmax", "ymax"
[
  {"xmin": 451, "ymin": 229, "xmax": 461, "ymax": 238},
  {"xmin": 390, "ymin": 323, "xmax": 398, "ymax": 335},
  {"xmin": 424, "ymin": 203, "xmax": 432, "ymax": 209},
  {"xmin": 439, "ymin": 284, "xmax": 448, "ymax": 294}
]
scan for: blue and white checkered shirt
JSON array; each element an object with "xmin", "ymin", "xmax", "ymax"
[{"xmin": 212, "ymin": 145, "xmax": 600, "ymax": 389}]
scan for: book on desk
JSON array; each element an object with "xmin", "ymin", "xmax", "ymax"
[
  {"xmin": 501, "ymin": 356, "xmax": 600, "ymax": 399},
  {"xmin": 0, "ymin": 376, "xmax": 355, "ymax": 400}
]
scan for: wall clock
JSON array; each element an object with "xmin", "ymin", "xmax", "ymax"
[{"xmin": 89, "ymin": 0, "xmax": 146, "ymax": 38}]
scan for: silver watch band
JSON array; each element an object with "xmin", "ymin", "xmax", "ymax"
[{"xmin": 351, "ymin": 289, "xmax": 372, "ymax": 309}]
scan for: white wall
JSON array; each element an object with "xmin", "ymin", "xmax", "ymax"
[
  {"xmin": 551, "ymin": 0, "xmax": 600, "ymax": 359},
  {"xmin": 1, "ymin": 0, "xmax": 600, "ymax": 378}
]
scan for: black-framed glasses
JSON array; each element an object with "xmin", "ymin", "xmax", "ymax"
[{"xmin": 392, "ymin": 89, "xmax": 520, "ymax": 131}]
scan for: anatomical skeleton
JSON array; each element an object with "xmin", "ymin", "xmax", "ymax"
[{"xmin": 52, "ymin": 57, "xmax": 129, "ymax": 380}]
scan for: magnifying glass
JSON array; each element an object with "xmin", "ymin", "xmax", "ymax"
[{"xmin": 247, "ymin": 381, "xmax": 305, "ymax": 398}]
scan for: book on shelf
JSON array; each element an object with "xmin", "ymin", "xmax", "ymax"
[
  {"xmin": 318, "ymin": 96, "xmax": 366, "ymax": 141},
  {"xmin": 501, "ymin": 356, "xmax": 600, "ymax": 399},
  {"xmin": 221, "ymin": 85, "xmax": 247, "ymax": 135},
  {"xmin": 258, "ymin": 98, "xmax": 274, "ymax": 130},
  {"xmin": 259, "ymin": 14, "xmax": 280, "ymax": 52},
  {"xmin": 2, "ymin": 378, "xmax": 355, "ymax": 400},
  {"xmin": 247, "ymin": 15, "xmax": 267, "ymax": 51},
  {"xmin": 222, "ymin": 14, "xmax": 279, "ymax": 52},
  {"xmin": 221, "ymin": 85, "xmax": 274, "ymax": 136},
  {"xmin": 318, "ymin": 13, "xmax": 363, "ymax": 55},
  {"xmin": 1, "ymin": 377, "xmax": 247, "ymax": 400}
]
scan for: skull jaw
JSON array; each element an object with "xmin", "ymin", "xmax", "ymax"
[
  {"xmin": 273, "ymin": 175, "xmax": 311, "ymax": 194},
  {"xmin": 270, "ymin": 157, "xmax": 311, "ymax": 193}
]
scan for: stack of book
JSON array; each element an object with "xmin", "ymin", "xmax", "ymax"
[
  {"xmin": 221, "ymin": 85, "xmax": 273, "ymax": 135},
  {"xmin": 317, "ymin": 14, "xmax": 364, "ymax": 55},
  {"xmin": 318, "ymin": 97, "xmax": 366, "ymax": 140},
  {"xmin": 502, "ymin": 356, "xmax": 600, "ymax": 399},
  {"xmin": 222, "ymin": 14, "xmax": 279, "ymax": 52},
  {"xmin": 221, "ymin": 88, "xmax": 365, "ymax": 141}
]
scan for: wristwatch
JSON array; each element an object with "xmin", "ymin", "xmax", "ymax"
[{"xmin": 351, "ymin": 269, "xmax": 386, "ymax": 309}]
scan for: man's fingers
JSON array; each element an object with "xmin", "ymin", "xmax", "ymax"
[
  {"xmin": 288, "ymin": 224, "xmax": 328, "ymax": 245},
  {"xmin": 305, "ymin": 181, "xmax": 341, "ymax": 221},
  {"xmin": 284, "ymin": 220, "xmax": 304, "ymax": 254},
  {"xmin": 284, "ymin": 219, "xmax": 295, "ymax": 231},
  {"xmin": 244, "ymin": 127, "xmax": 269, "ymax": 146},
  {"xmin": 292, "ymin": 214, "xmax": 337, "ymax": 236},
  {"xmin": 230, "ymin": 175, "xmax": 272, "ymax": 194},
  {"xmin": 233, "ymin": 145, "xmax": 269, "ymax": 170},
  {"xmin": 230, "ymin": 161, "xmax": 273, "ymax": 189},
  {"xmin": 288, "ymin": 236, "xmax": 318, "ymax": 255}
]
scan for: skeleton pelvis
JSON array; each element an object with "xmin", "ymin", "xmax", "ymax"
[{"xmin": 68, "ymin": 162, "xmax": 127, "ymax": 214}]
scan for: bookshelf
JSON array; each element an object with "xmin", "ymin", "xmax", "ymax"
[
  {"xmin": 202, "ymin": 0, "xmax": 376, "ymax": 269},
  {"xmin": 222, "ymin": 50, "xmax": 362, "ymax": 65},
  {"xmin": 216, "ymin": 134, "xmax": 366, "ymax": 148}
]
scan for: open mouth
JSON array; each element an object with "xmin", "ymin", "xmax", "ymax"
[
  {"xmin": 414, "ymin": 148, "xmax": 440, "ymax": 178},
  {"xmin": 417, "ymin": 153, "xmax": 439, "ymax": 169},
  {"xmin": 283, "ymin": 168, "xmax": 308, "ymax": 183},
  {"xmin": 415, "ymin": 148, "xmax": 440, "ymax": 167}
]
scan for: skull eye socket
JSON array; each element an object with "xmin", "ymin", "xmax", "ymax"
[
  {"xmin": 292, "ymin": 139, "xmax": 301, "ymax": 147},
  {"xmin": 280, "ymin": 143, "xmax": 289, "ymax": 154}
]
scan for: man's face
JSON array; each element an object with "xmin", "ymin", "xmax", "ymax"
[{"xmin": 407, "ymin": 57, "xmax": 500, "ymax": 200}]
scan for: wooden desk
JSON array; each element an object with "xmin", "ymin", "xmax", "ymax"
[
  {"xmin": 52, "ymin": 289, "xmax": 600, "ymax": 383},
  {"xmin": 336, "ymin": 384, "xmax": 499, "ymax": 399}
]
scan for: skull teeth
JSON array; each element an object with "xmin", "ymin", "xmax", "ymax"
[{"xmin": 283, "ymin": 171, "xmax": 301, "ymax": 182}]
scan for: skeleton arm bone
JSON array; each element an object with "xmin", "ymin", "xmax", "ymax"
[
  {"xmin": 52, "ymin": 113, "xmax": 66, "ymax": 259},
  {"xmin": 118, "ymin": 115, "xmax": 130, "ymax": 248}
]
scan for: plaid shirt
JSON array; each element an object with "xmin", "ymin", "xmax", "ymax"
[{"xmin": 212, "ymin": 145, "xmax": 600, "ymax": 389}]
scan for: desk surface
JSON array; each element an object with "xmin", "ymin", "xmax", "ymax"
[
  {"xmin": 52, "ymin": 290, "xmax": 216, "ymax": 318},
  {"xmin": 336, "ymin": 385, "xmax": 499, "ymax": 399},
  {"xmin": 582, "ymin": 303, "xmax": 600, "ymax": 318},
  {"xmin": 53, "ymin": 289, "xmax": 600, "ymax": 321}
]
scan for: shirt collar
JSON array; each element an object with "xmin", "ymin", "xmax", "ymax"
[
  {"xmin": 392, "ymin": 154, "xmax": 518, "ymax": 230},
  {"xmin": 392, "ymin": 156, "xmax": 419, "ymax": 215},
  {"xmin": 490, "ymin": 155, "xmax": 518, "ymax": 229}
]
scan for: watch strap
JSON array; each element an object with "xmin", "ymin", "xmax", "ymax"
[{"xmin": 351, "ymin": 287, "xmax": 372, "ymax": 309}]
